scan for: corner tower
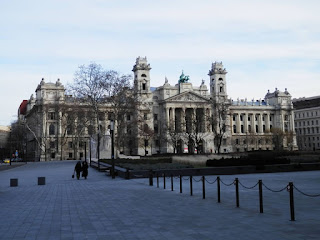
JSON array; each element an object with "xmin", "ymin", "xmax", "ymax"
[
  {"xmin": 132, "ymin": 56, "xmax": 152, "ymax": 99},
  {"xmin": 208, "ymin": 62, "xmax": 228, "ymax": 100}
]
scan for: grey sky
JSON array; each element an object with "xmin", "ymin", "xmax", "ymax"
[{"xmin": 1, "ymin": 0, "xmax": 319, "ymax": 125}]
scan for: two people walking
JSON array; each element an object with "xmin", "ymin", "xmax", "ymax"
[{"xmin": 74, "ymin": 161, "xmax": 89, "ymax": 180}]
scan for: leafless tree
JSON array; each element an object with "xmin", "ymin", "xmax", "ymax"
[
  {"xmin": 209, "ymin": 98, "xmax": 230, "ymax": 154},
  {"xmin": 271, "ymin": 127, "xmax": 285, "ymax": 151}
]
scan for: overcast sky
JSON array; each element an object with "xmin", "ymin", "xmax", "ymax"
[{"xmin": 1, "ymin": 0, "xmax": 319, "ymax": 126}]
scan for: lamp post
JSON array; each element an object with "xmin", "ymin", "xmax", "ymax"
[
  {"xmin": 97, "ymin": 125, "xmax": 100, "ymax": 170},
  {"xmin": 111, "ymin": 120, "xmax": 115, "ymax": 179}
]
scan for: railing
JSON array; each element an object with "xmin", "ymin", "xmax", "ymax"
[{"xmin": 148, "ymin": 173, "xmax": 320, "ymax": 221}]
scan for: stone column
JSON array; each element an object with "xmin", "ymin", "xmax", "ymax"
[
  {"xmin": 258, "ymin": 114, "xmax": 263, "ymax": 133},
  {"xmin": 243, "ymin": 113, "xmax": 248, "ymax": 133},
  {"xmin": 172, "ymin": 107, "xmax": 175, "ymax": 131},
  {"xmin": 236, "ymin": 113, "xmax": 241, "ymax": 134},
  {"xmin": 166, "ymin": 107, "xmax": 170, "ymax": 127},
  {"xmin": 266, "ymin": 113, "xmax": 270, "ymax": 132}
]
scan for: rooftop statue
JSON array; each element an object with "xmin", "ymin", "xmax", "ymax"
[{"xmin": 179, "ymin": 71, "xmax": 190, "ymax": 83}]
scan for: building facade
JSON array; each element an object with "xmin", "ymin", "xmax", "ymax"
[
  {"xmin": 293, "ymin": 96, "xmax": 320, "ymax": 151},
  {"xmin": 21, "ymin": 57, "xmax": 297, "ymax": 161}
]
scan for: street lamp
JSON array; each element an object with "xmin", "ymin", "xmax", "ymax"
[{"xmin": 111, "ymin": 120, "xmax": 115, "ymax": 179}]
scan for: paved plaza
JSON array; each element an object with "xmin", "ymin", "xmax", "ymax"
[{"xmin": 0, "ymin": 161, "xmax": 319, "ymax": 240}]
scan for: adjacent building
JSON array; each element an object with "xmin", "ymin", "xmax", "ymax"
[
  {"xmin": 21, "ymin": 57, "xmax": 297, "ymax": 161},
  {"xmin": 293, "ymin": 96, "xmax": 320, "ymax": 151}
]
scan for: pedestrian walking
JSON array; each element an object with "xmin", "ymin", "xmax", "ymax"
[
  {"xmin": 82, "ymin": 161, "xmax": 88, "ymax": 179},
  {"xmin": 74, "ymin": 161, "xmax": 82, "ymax": 180}
]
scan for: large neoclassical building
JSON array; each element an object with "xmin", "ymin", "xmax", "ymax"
[{"xmin": 22, "ymin": 57, "xmax": 297, "ymax": 161}]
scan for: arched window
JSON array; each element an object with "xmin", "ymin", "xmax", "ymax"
[
  {"xmin": 141, "ymin": 74, "xmax": 147, "ymax": 77},
  {"xmin": 220, "ymin": 86, "xmax": 223, "ymax": 93},
  {"xmin": 49, "ymin": 124, "xmax": 55, "ymax": 135}
]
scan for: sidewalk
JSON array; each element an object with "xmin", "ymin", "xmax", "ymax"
[{"xmin": 0, "ymin": 160, "xmax": 319, "ymax": 240}]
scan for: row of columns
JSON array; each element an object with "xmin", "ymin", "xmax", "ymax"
[
  {"xmin": 165, "ymin": 107, "xmax": 211, "ymax": 133},
  {"xmin": 233, "ymin": 113, "xmax": 272, "ymax": 134}
]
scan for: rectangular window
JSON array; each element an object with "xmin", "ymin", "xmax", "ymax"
[
  {"xmin": 49, "ymin": 112, "xmax": 56, "ymax": 120},
  {"xmin": 127, "ymin": 114, "xmax": 131, "ymax": 121},
  {"xmin": 68, "ymin": 141, "xmax": 73, "ymax": 148},
  {"xmin": 142, "ymin": 83, "xmax": 146, "ymax": 90},
  {"xmin": 51, "ymin": 152, "xmax": 55, "ymax": 159},
  {"xmin": 154, "ymin": 114, "xmax": 158, "ymax": 120},
  {"xmin": 69, "ymin": 153, "xmax": 73, "ymax": 158},
  {"xmin": 50, "ymin": 141, "xmax": 55, "ymax": 149},
  {"xmin": 144, "ymin": 113, "xmax": 148, "ymax": 120}
]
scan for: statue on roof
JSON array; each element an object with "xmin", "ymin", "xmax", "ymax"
[{"xmin": 179, "ymin": 71, "xmax": 190, "ymax": 83}]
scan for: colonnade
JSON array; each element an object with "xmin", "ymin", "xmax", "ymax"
[{"xmin": 165, "ymin": 107, "xmax": 211, "ymax": 133}]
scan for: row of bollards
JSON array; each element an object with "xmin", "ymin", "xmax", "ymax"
[
  {"xmin": 149, "ymin": 173, "xmax": 296, "ymax": 221},
  {"xmin": 10, "ymin": 177, "xmax": 46, "ymax": 187}
]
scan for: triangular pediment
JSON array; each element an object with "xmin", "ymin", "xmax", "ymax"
[{"xmin": 165, "ymin": 91, "xmax": 210, "ymax": 103}]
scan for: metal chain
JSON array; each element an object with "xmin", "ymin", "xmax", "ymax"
[
  {"xmin": 205, "ymin": 177, "xmax": 218, "ymax": 184},
  {"xmin": 220, "ymin": 179, "xmax": 235, "ymax": 186},
  {"xmin": 192, "ymin": 177, "xmax": 202, "ymax": 182},
  {"xmin": 238, "ymin": 180, "xmax": 259, "ymax": 189},
  {"xmin": 183, "ymin": 176, "xmax": 190, "ymax": 181},
  {"xmin": 262, "ymin": 182, "xmax": 288, "ymax": 193},
  {"xmin": 293, "ymin": 185, "xmax": 320, "ymax": 197}
]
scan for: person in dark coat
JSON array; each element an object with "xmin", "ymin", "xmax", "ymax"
[
  {"xmin": 82, "ymin": 161, "xmax": 88, "ymax": 179},
  {"xmin": 74, "ymin": 161, "xmax": 82, "ymax": 180}
]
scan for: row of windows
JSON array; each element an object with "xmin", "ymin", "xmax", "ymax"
[
  {"xmin": 233, "ymin": 124, "xmax": 273, "ymax": 133},
  {"xmin": 235, "ymin": 138, "xmax": 270, "ymax": 145},
  {"xmin": 49, "ymin": 141, "xmax": 86, "ymax": 149},
  {"xmin": 296, "ymin": 120, "xmax": 319, "ymax": 127},
  {"xmin": 232, "ymin": 114, "xmax": 274, "ymax": 122},
  {"xmin": 295, "ymin": 110, "xmax": 319, "ymax": 119},
  {"xmin": 295, "ymin": 127, "xmax": 320, "ymax": 135}
]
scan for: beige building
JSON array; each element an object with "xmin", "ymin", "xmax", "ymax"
[
  {"xmin": 21, "ymin": 57, "xmax": 297, "ymax": 161},
  {"xmin": 293, "ymin": 96, "xmax": 320, "ymax": 151}
]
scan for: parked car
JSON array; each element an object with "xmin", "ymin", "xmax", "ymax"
[{"xmin": 3, "ymin": 159, "xmax": 10, "ymax": 163}]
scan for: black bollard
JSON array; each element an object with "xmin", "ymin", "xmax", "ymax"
[
  {"xmin": 171, "ymin": 175, "xmax": 174, "ymax": 191},
  {"xmin": 235, "ymin": 178, "xmax": 239, "ymax": 207},
  {"xmin": 217, "ymin": 176, "xmax": 221, "ymax": 203},
  {"xmin": 190, "ymin": 176, "xmax": 193, "ymax": 196},
  {"xmin": 157, "ymin": 174, "xmax": 159, "ymax": 188},
  {"xmin": 259, "ymin": 180, "xmax": 263, "ymax": 213},
  {"xmin": 289, "ymin": 182, "xmax": 295, "ymax": 221},
  {"xmin": 202, "ymin": 176, "xmax": 206, "ymax": 199},
  {"xmin": 163, "ymin": 173, "xmax": 166, "ymax": 189},
  {"xmin": 180, "ymin": 175, "xmax": 182, "ymax": 193},
  {"xmin": 149, "ymin": 171, "xmax": 153, "ymax": 186}
]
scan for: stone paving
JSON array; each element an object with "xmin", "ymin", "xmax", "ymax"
[{"xmin": 0, "ymin": 160, "xmax": 320, "ymax": 240}]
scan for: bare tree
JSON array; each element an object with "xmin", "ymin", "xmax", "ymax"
[
  {"xmin": 271, "ymin": 128, "xmax": 285, "ymax": 151},
  {"xmin": 68, "ymin": 63, "xmax": 134, "ymax": 159},
  {"xmin": 209, "ymin": 98, "xmax": 230, "ymax": 154},
  {"xmin": 7, "ymin": 120, "xmax": 28, "ymax": 160}
]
